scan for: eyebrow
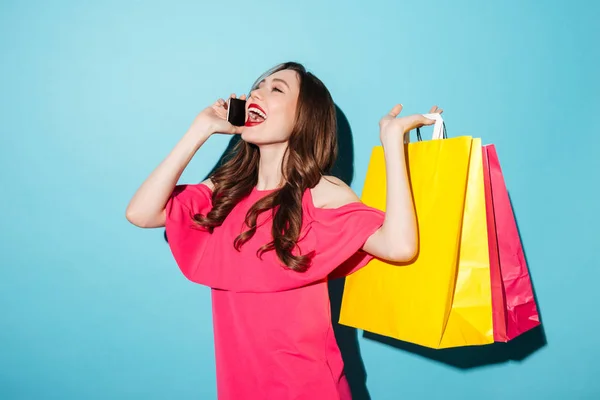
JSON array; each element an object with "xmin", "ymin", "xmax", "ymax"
[
  {"xmin": 272, "ymin": 78, "xmax": 290, "ymax": 88},
  {"xmin": 259, "ymin": 77, "xmax": 290, "ymax": 89}
]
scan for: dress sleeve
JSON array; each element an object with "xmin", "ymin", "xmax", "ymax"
[
  {"xmin": 164, "ymin": 183, "xmax": 213, "ymax": 283},
  {"xmin": 309, "ymin": 201, "xmax": 385, "ymax": 280}
]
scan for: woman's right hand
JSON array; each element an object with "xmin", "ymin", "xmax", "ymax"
[{"xmin": 188, "ymin": 93, "xmax": 247, "ymax": 137}]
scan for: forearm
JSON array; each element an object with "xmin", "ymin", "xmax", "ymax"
[
  {"xmin": 378, "ymin": 136, "xmax": 418, "ymax": 260},
  {"xmin": 125, "ymin": 129, "xmax": 210, "ymax": 228}
]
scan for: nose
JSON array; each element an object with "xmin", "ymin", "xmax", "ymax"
[{"xmin": 249, "ymin": 87, "xmax": 262, "ymax": 101}]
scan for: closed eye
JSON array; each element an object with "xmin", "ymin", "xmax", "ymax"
[{"xmin": 272, "ymin": 86, "xmax": 283, "ymax": 93}]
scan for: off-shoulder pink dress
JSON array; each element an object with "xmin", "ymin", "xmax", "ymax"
[{"xmin": 165, "ymin": 183, "xmax": 385, "ymax": 400}]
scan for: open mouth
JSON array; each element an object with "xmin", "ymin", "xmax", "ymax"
[{"xmin": 245, "ymin": 103, "xmax": 267, "ymax": 127}]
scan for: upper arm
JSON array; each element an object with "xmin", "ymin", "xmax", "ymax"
[{"xmin": 155, "ymin": 178, "xmax": 213, "ymax": 228}]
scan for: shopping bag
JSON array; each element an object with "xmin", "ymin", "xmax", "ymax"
[
  {"xmin": 437, "ymin": 137, "xmax": 494, "ymax": 348},
  {"xmin": 482, "ymin": 145, "xmax": 540, "ymax": 341},
  {"xmin": 339, "ymin": 114, "xmax": 478, "ymax": 349},
  {"xmin": 483, "ymin": 146, "xmax": 508, "ymax": 341}
]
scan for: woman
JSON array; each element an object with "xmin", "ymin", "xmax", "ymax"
[{"xmin": 126, "ymin": 61, "xmax": 442, "ymax": 399}]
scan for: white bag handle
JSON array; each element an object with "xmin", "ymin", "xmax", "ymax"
[
  {"xmin": 404, "ymin": 113, "xmax": 446, "ymax": 144},
  {"xmin": 421, "ymin": 113, "xmax": 445, "ymax": 140}
]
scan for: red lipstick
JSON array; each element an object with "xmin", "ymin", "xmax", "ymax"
[
  {"xmin": 248, "ymin": 103, "xmax": 266, "ymax": 115},
  {"xmin": 245, "ymin": 103, "xmax": 267, "ymax": 127}
]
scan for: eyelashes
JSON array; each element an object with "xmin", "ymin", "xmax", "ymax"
[{"xmin": 255, "ymin": 82, "xmax": 284, "ymax": 93}]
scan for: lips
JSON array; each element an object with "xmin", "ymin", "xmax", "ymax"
[{"xmin": 245, "ymin": 103, "xmax": 267, "ymax": 127}]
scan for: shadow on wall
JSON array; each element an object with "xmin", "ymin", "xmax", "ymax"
[
  {"xmin": 326, "ymin": 106, "xmax": 371, "ymax": 400},
  {"xmin": 363, "ymin": 324, "xmax": 546, "ymax": 370}
]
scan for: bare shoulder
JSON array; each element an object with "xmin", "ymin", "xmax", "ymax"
[
  {"xmin": 310, "ymin": 175, "xmax": 360, "ymax": 209},
  {"xmin": 200, "ymin": 178, "xmax": 215, "ymax": 191}
]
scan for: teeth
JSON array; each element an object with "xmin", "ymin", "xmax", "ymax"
[{"xmin": 248, "ymin": 107, "xmax": 267, "ymax": 119}]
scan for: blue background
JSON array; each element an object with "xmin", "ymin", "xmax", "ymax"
[{"xmin": 1, "ymin": 0, "xmax": 598, "ymax": 398}]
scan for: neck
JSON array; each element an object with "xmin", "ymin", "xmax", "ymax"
[{"xmin": 256, "ymin": 142, "xmax": 288, "ymax": 190}]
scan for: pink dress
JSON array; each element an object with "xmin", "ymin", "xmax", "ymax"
[{"xmin": 165, "ymin": 183, "xmax": 385, "ymax": 399}]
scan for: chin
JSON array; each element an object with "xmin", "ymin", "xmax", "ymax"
[
  {"xmin": 240, "ymin": 125, "xmax": 268, "ymax": 145},
  {"xmin": 240, "ymin": 128, "xmax": 258, "ymax": 144},
  {"xmin": 240, "ymin": 125, "xmax": 290, "ymax": 146}
]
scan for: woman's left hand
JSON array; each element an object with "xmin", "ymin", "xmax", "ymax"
[{"xmin": 379, "ymin": 104, "xmax": 443, "ymax": 144}]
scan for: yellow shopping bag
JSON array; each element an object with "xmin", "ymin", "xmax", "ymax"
[
  {"xmin": 438, "ymin": 137, "xmax": 493, "ymax": 348},
  {"xmin": 339, "ymin": 116, "xmax": 493, "ymax": 349}
]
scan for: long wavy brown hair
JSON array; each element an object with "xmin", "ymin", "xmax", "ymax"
[{"xmin": 192, "ymin": 62, "xmax": 337, "ymax": 272}]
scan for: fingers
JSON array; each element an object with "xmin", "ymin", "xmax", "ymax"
[
  {"xmin": 388, "ymin": 104, "xmax": 403, "ymax": 118},
  {"xmin": 422, "ymin": 116, "xmax": 436, "ymax": 125},
  {"xmin": 226, "ymin": 93, "xmax": 247, "ymax": 106},
  {"xmin": 227, "ymin": 123, "xmax": 244, "ymax": 135},
  {"xmin": 229, "ymin": 93, "xmax": 247, "ymax": 100},
  {"xmin": 429, "ymin": 105, "xmax": 444, "ymax": 114},
  {"xmin": 215, "ymin": 93, "xmax": 247, "ymax": 111}
]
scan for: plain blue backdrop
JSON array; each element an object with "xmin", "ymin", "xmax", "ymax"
[{"xmin": 1, "ymin": 0, "xmax": 598, "ymax": 399}]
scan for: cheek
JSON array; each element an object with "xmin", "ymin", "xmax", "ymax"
[
  {"xmin": 265, "ymin": 115, "xmax": 293, "ymax": 141},
  {"xmin": 279, "ymin": 112, "xmax": 296, "ymax": 140},
  {"xmin": 281, "ymin": 103, "xmax": 297, "ymax": 132},
  {"xmin": 268, "ymin": 104, "xmax": 296, "ymax": 138}
]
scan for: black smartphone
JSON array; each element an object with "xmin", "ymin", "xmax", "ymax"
[{"xmin": 227, "ymin": 98, "xmax": 247, "ymax": 127}]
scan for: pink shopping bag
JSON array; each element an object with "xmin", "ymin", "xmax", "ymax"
[{"xmin": 482, "ymin": 144, "xmax": 541, "ymax": 341}]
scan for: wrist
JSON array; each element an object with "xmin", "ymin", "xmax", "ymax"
[
  {"xmin": 184, "ymin": 128, "xmax": 212, "ymax": 149},
  {"xmin": 379, "ymin": 130, "xmax": 405, "ymax": 148},
  {"xmin": 186, "ymin": 126, "xmax": 212, "ymax": 141}
]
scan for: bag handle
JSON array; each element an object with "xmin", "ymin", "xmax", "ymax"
[{"xmin": 411, "ymin": 113, "xmax": 447, "ymax": 142}]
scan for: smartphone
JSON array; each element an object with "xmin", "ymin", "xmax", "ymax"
[{"xmin": 227, "ymin": 98, "xmax": 247, "ymax": 127}]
